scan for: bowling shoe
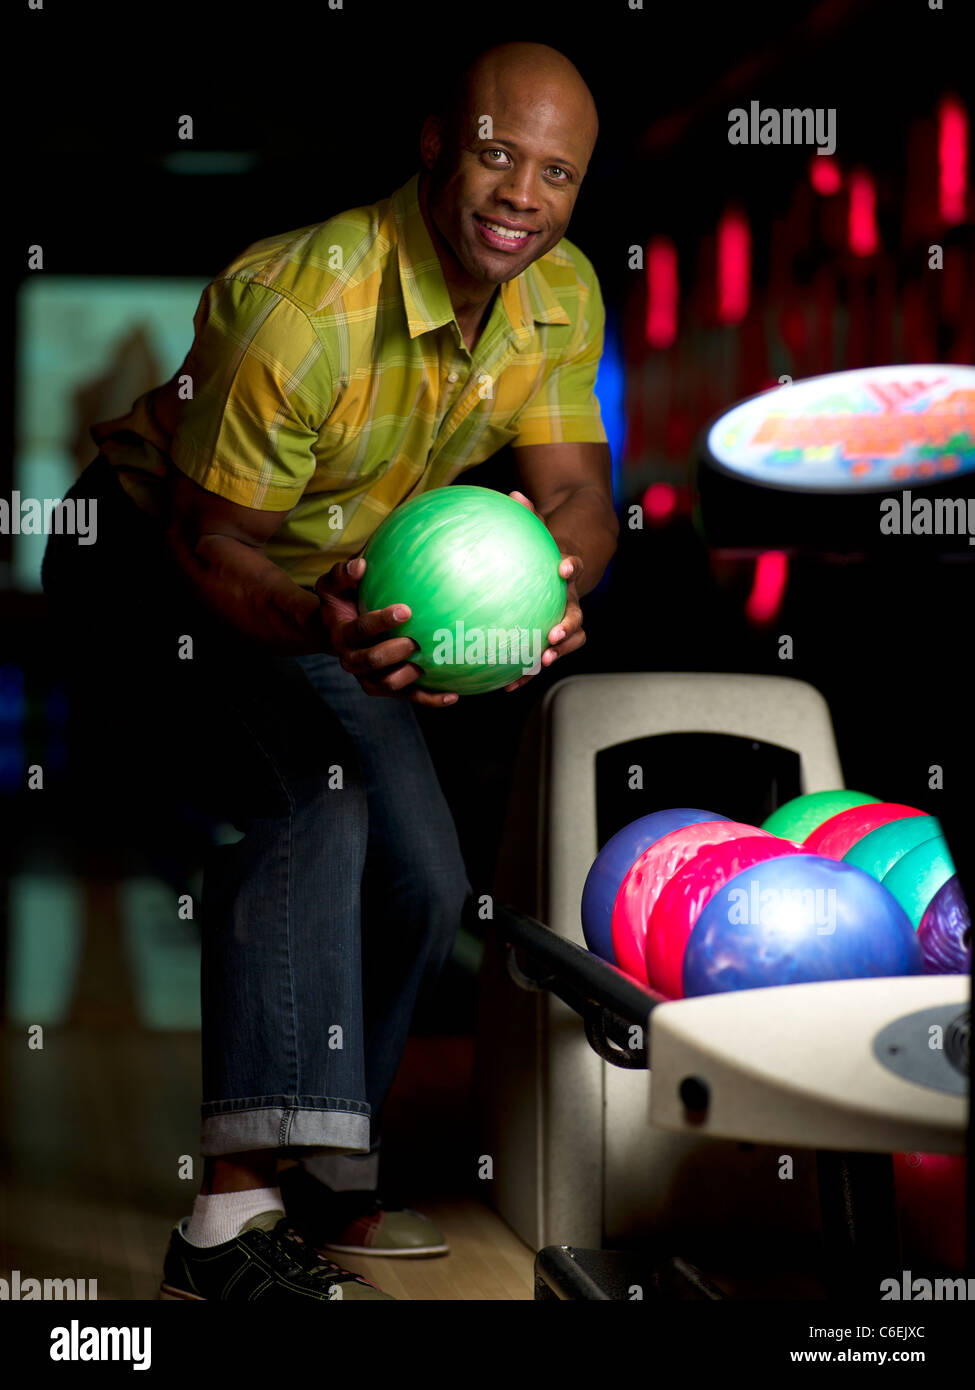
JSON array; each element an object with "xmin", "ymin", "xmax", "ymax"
[
  {"xmin": 279, "ymin": 1164, "xmax": 449, "ymax": 1257},
  {"xmin": 160, "ymin": 1210, "xmax": 395, "ymax": 1299}
]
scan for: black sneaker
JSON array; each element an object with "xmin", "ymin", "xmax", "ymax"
[{"xmin": 160, "ymin": 1210, "xmax": 395, "ymax": 1300}]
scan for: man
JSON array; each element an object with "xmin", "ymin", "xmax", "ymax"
[{"xmin": 42, "ymin": 40, "xmax": 618, "ymax": 1301}]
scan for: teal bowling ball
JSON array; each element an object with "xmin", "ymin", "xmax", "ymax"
[
  {"xmin": 843, "ymin": 815, "xmax": 942, "ymax": 880},
  {"xmin": 882, "ymin": 838, "xmax": 956, "ymax": 930},
  {"xmin": 358, "ymin": 486, "xmax": 567, "ymax": 695}
]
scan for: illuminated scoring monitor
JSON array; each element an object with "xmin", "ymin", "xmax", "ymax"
[
  {"xmin": 705, "ymin": 364, "xmax": 975, "ymax": 493},
  {"xmin": 696, "ymin": 365, "xmax": 975, "ymax": 555}
]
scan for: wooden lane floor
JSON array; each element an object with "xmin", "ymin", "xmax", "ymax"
[{"xmin": 0, "ymin": 1030, "xmax": 534, "ymax": 1301}]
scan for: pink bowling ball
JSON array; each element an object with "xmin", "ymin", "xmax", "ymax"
[{"xmin": 611, "ymin": 820, "xmax": 772, "ymax": 985}]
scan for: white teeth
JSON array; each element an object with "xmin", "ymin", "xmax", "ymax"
[{"xmin": 481, "ymin": 219, "xmax": 529, "ymax": 240}]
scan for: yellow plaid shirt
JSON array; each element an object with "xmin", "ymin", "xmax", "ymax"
[{"xmin": 92, "ymin": 170, "xmax": 607, "ymax": 588}]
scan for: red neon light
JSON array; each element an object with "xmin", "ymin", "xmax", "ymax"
[
  {"xmin": 717, "ymin": 209, "xmax": 750, "ymax": 323},
  {"xmin": 809, "ymin": 155, "xmax": 841, "ymax": 195},
  {"xmin": 745, "ymin": 551, "xmax": 789, "ymax": 625},
  {"xmin": 645, "ymin": 237, "xmax": 678, "ymax": 348},
  {"xmin": 641, "ymin": 482, "xmax": 678, "ymax": 524},
  {"xmin": 938, "ymin": 96, "xmax": 968, "ymax": 225},
  {"xmin": 848, "ymin": 171, "xmax": 878, "ymax": 257}
]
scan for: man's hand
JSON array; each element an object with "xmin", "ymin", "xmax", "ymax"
[
  {"xmin": 314, "ymin": 557, "xmax": 460, "ymax": 707},
  {"xmin": 501, "ymin": 489, "xmax": 586, "ymax": 693}
]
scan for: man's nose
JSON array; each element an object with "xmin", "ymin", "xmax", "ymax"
[{"xmin": 495, "ymin": 166, "xmax": 542, "ymax": 209}]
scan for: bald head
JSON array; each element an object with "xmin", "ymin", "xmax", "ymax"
[
  {"xmin": 417, "ymin": 43, "xmax": 597, "ymax": 294},
  {"xmin": 439, "ymin": 43, "xmax": 598, "ymax": 171}
]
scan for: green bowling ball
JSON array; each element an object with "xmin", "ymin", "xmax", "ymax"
[
  {"xmin": 358, "ymin": 485, "xmax": 567, "ymax": 695},
  {"xmin": 882, "ymin": 838, "xmax": 956, "ymax": 930},
  {"xmin": 843, "ymin": 814, "xmax": 943, "ymax": 880},
  {"xmin": 761, "ymin": 790, "xmax": 880, "ymax": 843}
]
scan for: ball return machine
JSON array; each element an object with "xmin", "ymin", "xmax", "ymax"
[{"xmin": 483, "ymin": 367, "xmax": 973, "ymax": 1300}]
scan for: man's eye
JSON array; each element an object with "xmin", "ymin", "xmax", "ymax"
[
  {"xmin": 548, "ymin": 167, "xmax": 568, "ymax": 180},
  {"xmin": 485, "ymin": 149, "xmax": 509, "ymax": 163}
]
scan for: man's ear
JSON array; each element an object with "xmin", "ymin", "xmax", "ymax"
[{"xmin": 419, "ymin": 114, "xmax": 444, "ymax": 172}]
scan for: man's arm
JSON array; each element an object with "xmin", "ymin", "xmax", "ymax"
[
  {"xmin": 494, "ymin": 440, "xmax": 617, "ymax": 692},
  {"xmin": 163, "ymin": 465, "xmax": 325, "ymax": 654},
  {"xmin": 162, "ymin": 467, "xmax": 457, "ymax": 705},
  {"xmin": 511, "ymin": 440, "xmax": 618, "ymax": 596}
]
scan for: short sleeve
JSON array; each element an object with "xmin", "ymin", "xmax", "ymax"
[
  {"xmin": 169, "ymin": 278, "xmax": 333, "ymax": 510},
  {"xmin": 512, "ymin": 267, "xmax": 608, "ymax": 448}
]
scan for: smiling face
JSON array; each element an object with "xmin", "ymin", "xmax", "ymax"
[{"xmin": 419, "ymin": 47, "xmax": 598, "ymax": 294}]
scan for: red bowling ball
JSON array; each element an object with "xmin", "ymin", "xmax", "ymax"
[
  {"xmin": 803, "ymin": 802, "xmax": 924, "ymax": 859},
  {"xmin": 645, "ymin": 835, "xmax": 803, "ymax": 999}
]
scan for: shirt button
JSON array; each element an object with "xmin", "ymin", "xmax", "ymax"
[{"xmin": 447, "ymin": 371, "xmax": 459, "ymax": 383}]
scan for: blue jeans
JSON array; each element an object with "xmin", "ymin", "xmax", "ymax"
[{"xmin": 42, "ymin": 457, "xmax": 472, "ymax": 1165}]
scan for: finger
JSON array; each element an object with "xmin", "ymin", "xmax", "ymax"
[
  {"xmin": 542, "ymin": 627, "xmax": 586, "ymax": 664},
  {"xmin": 508, "ymin": 490, "xmax": 536, "ymax": 512},
  {"xmin": 406, "ymin": 687, "xmax": 460, "ymax": 707},
  {"xmin": 339, "ymin": 633, "xmax": 419, "ymax": 674},
  {"xmin": 315, "ymin": 561, "xmax": 414, "ymax": 646},
  {"xmin": 558, "ymin": 554, "xmax": 584, "ymax": 581},
  {"xmin": 315, "ymin": 556, "xmax": 365, "ymax": 601},
  {"xmin": 341, "ymin": 603, "xmax": 414, "ymax": 649},
  {"xmin": 357, "ymin": 661, "xmax": 421, "ymax": 693},
  {"xmin": 359, "ymin": 666, "xmax": 459, "ymax": 706},
  {"xmin": 352, "ymin": 655, "xmax": 457, "ymax": 700},
  {"xmin": 548, "ymin": 600, "xmax": 583, "ymax": 645}
]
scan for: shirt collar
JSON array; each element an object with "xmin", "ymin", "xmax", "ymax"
[{"xmin": 390, "ymin": 171, "xmax": 571, "ymax": 346}]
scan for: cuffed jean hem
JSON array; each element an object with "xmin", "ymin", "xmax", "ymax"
[
  {"xmin": 302, "ymin": 1144, "xmax": 381, "ymax": 1191},
  {"xmin": 200, "ymin": 1100, "xmax": 371, "ymax": 1158}
]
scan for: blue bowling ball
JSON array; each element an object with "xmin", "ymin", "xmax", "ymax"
[
  {"xmin": 683, "ymin": 853, "xmax": 923, "ymax": 995},
  {"xmin": 581, "ymin": 809, "xmax": 728, "ymax": 963}
]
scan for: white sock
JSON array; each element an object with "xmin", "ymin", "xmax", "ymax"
[{"xmin": 183, "ymin": 1187, "xmax": 285, "ymax": 1248}]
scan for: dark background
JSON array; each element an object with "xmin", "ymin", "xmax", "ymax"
[{"xmin": 3, "ymin": 0, "xmax": 974, "ymax": 1018}]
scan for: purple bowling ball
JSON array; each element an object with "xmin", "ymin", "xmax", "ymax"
[
  {"xmin": 581, "ymin": 808, "xmax": 728, "ymax": 963},
  {"xmin": 917, "ymin": 875, "xmax": 972, "ymax": 974}
]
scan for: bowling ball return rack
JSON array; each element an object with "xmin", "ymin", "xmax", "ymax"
[
  {"xmin": 493, "ymin": 902, "xmax": 968, "ymax": 1301},
  {"xmin": 497, "ymin": 366, "xmax": 973, "ymax": 1299}
]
